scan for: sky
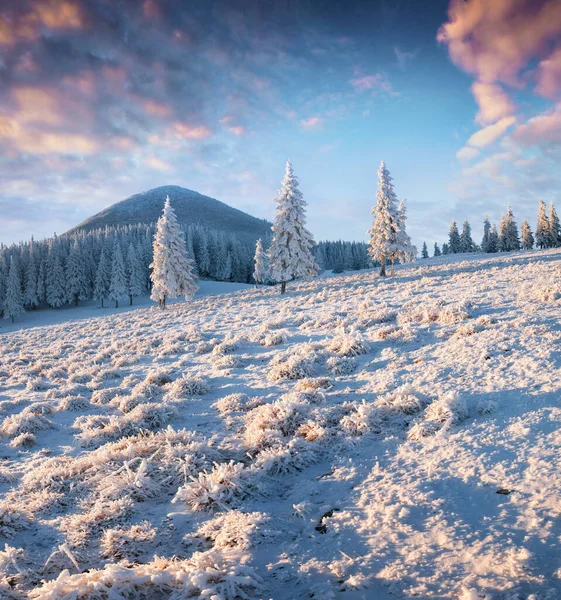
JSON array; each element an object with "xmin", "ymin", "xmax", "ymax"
[{"xmin": 1, "ymin": 0, "xmax": 561, "ymax": 249}]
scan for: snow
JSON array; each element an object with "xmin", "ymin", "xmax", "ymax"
[{"xmin": 1, "ymin": 249, "xmax": 561, "ymax": 598}]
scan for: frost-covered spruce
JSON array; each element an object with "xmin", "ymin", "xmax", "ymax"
[
  {"xmin": 536, "ymin": 199, "xmax": 549, "ymax": 249},
  {"xmin": 460, "ymin": 220, "xmax": 474, "ymax": 253},
  {"xmin": 481, "ymin": 215, "xmax": 491, "ymax": 252},
  {"xmin": 126, "ymin": 243, "xmax": 144, "ymax": 306},
  {"xmin": 268, "ymin": 160, "xmax": 319, "ymax": 294},
  {"xmin": 109, "ymin": 241, "xmax": 127, "ymax": 308},
  {"xmin": 66, "ymin": 238, "xmax": 87, "ymax": 306},
  {"xmin": 500, "ymin": 204, "xmax": 520, "ymax": 252},
  {"xmin": 94, "ymin": 244, "xmax": 111, "ymax": 308},
  {"xmin": 4, "ymin": 256, "xmax": 24, "ymax": 323},
  {"xmin": 521, "ymin": 220, "xmax": 534, "ymax": 250},
  {"xmin": 24, "ymin": 244, "xmax": 39, "ymax": 309},
  {"xmin": 46, "ymin": 242, "xmax": 66, "ymax": 308},
  {"xmin": 368, "ymin": 161, "xmax": 400, "ymax": 276},
  {"xmin": 448, "ymin": 220, "xmax": 461, "ymax": 253},
  {"xmin": 421, "ymin": 242, "xmax": 428, "ymax": 259},
  {"xmin": 548, "ymin": 202, "xmax": 561, "ymax": 248},
  {"xmin": 433, "ymin": 242, "xmax": 441, "ymax": 257},
  {"xmin": 150, "ymin": 196, "xmax": 198, "ymax": 308},
  {"xmin": 391, "ymin": 199, "xmax": 416, "ymax": 272},
  {"xmin": 253, "ymin": 238, "xmax": 268, "ymax": 285}
]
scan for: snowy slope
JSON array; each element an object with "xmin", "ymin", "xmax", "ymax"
[
  {"xmin": 67, "ymin": 185, "xmax": 272, "ymax": 242},
  {"xmin": 1, "ymin": 250, "xmax": 561, "ymax": 599}
]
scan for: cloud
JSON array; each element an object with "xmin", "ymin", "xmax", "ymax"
[
  {"xmin": 350, "ymin": 73, "xmax": 392, "ymax": 94},
  {"xmin": 471, "ymin": 82, "xmax": 516, "ymax": 126},
  {"xmin": 536, "ymin": 46, "xmax": 561, "ymax": 100},
  {"xmin": 466, "ymin": 116, "xmax": 516, "ymax": 148},
  {"xmin": 456, "ymin": 147, "xmax": 480, "ymax": 162},
  {"xmin": 437, "ymin": 0, "xmax": 561, "ymax": 88},
  {"xmin": 300, "ymin": 116, "xmax": 323, "ymax": 128},
  {"xmin": 394, "ymin": 46, "xmax": 417, "ymax": 69},
  {"xmin": 513, "ymin": 103, "xmax": 561, "ymax": 147}
]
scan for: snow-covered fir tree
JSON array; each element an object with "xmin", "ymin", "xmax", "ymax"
[
  {"xmin": 460, "ymin": 220, "xmax": 475, "ymax": 252},
  {"xmin": 390, "ymin": 199, "xmax": 416, "ymax": 273},
  {"xmin": 94, "ymin": 245, "xmax": 111, "ymax": 308},
  {"xmin": 548, "ymin": 203, "xmax": 561, "ymax": 248},
  {"xmin": 481, "ymin": 216, "xmax": 492, "ymax": 252},
  {"xmin": 253, "ymin": 238, "xmax": 268, "ymax": 285},
  {"xmin": 46, "ymin": 244, "xmax": 66, "ymax": 308},
  {"xmin": 66, "ymin": 239, "xmax": 87, "ymax": 306},
  {"xmin": 109, "ymin": 241, "xmax": 127, "ymax": 308},
  {"xmin": 4, "ymin": 256, "xmax": 24, "ymax": 323},
  {"xmin": 433, "ymin": 242, "xmax": 441, "ymax": 257},
  {"xmin": 126, "ymin": 243, "xmax": 144, "ymax": 306},
  {"xmin": 268, "ymin": 160, "xmax": 319, "ymax": 292},
  {"xmin": 536, "ymin": 200, "xmax": 549, "ymax": 249},
  {"xmin": 368, "ymin": 161, "xmax": 400, "ymax": 277},
  {"xmin": 442, "ymin": 243, "xmax": 449, "ymax": 255},
  {"xmin": 448, "ymin": 221, "xmax": 461, "ymax": 253},
  {"xmin": 521, "ymin": 220, "xmax": 534, "ymax": 250},
  {"xmin": 488, "ymin": 223, "xmax": 499, "ymax": 253},
  {"xmin": 501, "ymin": 204, "xmax": 521, "ymax": 252},
  {"xmin": 150, "ymin": 196, "xmax": 198, "ymax": 308},
  {"xmin": 421, "ymin": 242, "xmax": 428, "ymax": 258},
  {"xmin": 24, "ymin": 246, "xmax": 39, "ymax": 309}
]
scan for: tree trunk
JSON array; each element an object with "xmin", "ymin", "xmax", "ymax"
[
  {"xmin": 101, "ymin": 298, "xmax": 104, "ymax": 308},
  {"xmin": 380, "ymin": 257, "xmax": 386, "ymax": 277},
  {"xmin": 162, "ymin": 296, "xmax": 166, "ymax": 309},
  {"xmin": 115, "ymin": 300, "xmax": 119, "ymax": 308},
  {"xmin": 129, "ymin": 295, "xmax": 133, "ymax": 306},
  {"xmin": 390, "ymin": 259, "xmax": 395, "ymax": 276},
  {"xmin": 281, "ymin": 280, "xmax": 287, "ymax": 294},
  {"xmin": 11, "ymin": 316, "xmax": 14, "ymax": 323}
]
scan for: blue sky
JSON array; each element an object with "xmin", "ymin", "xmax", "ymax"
[{"xmin": 1, "ymin": 0, "xmax": 560, "ymax": 249}]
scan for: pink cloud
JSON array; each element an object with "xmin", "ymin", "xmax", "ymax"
[
  {"xmin": 456, "ymin": 146, "xmax": 481, "ymax": 162},
  {"xmin": 536, "ymin": 46, "xmax": 561, "ymax": 100},
  {"xmin": 350, "ymin": 73, "xmax": 392, "ymax": 93},
  {"xmin": 437, "ymin": 0, "xmax": 561, "ymax": 88},
  {"xmin": 466, "ymin": 116, "xmax": 516, "ymax": 148},
  {"xmin": 513, "ymin": 103, "xmax": 561, "ymax": 146},
  {"xmin": 300, "ymin": 116, "xmax": 323, "ymax": 128},
  {"xmin": 471, "ymin": 82, "xmax": 516, "ymax": 125}
]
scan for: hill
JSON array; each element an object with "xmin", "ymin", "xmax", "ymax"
[
  {"xmin": 68, "ymin": 185, "xmax": 272, "ymax": 242},
  {"xmin": 1, "ymin": 249, "xmax": 561, "ymax": 598}
]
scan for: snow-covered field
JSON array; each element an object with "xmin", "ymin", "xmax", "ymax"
[{"xmin": 1, "ymin": 249, "xmax": 561, "ymax": 599}]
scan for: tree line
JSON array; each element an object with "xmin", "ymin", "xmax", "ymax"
[
  {"xmin": 0, "ymin": 221, "xmax": 264, "ymax": 322},
  {"xmin": 421, "ymin": 200, "xmax": 561, "ymax": 258}
]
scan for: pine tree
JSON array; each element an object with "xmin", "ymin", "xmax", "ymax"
[
  {"xmin": 150, "ymin": 196, "xmax": 198, "ymax": 308},
  {"xmin": 548, "ymin": 202, "xmax": 561, "ymax": 248},
  {"xmin": 521, "ymin": 220, "xmax": 534, "ymax": 250},
  {"xmin": 442, "ymin": 243, "xmax": 449, "ymax": 255},
  {"xmin": 109, "ymin": 241, "xmax": 127, "ymax": 308},
  {"xmin": 460, "ymin": 220, "xmax": 475, "ymax": 252},
  {"xmin": 536, "ymin": 200, "xmax": 549, "ymax": 249},
  {"xmin": 46, "ymin": 245, "xmax": 66, "ymax": 308},
  {"xmin": 66, "ymin": 238, "xmax": 86, "ymax": 306},
  {"xmin": 488, "ymin": 224, "xmax": 499, "ymax": 253},
  {"xmin": 481, "ymin": 215, "xmax": 492, "ymax": 252},
  {"xmin": 24, "ymin": 249, "xmax": 39, "ymax": 309},
  {"xmin": 126, "ymin": 243, "xmax": 144, "ymax": 306},
  {"xmin": 433, "ymin": 242, "xmax": 441, "ymax": 257},
  {"xmin": 421, "ymin": 242, "xmax": 428, "ymax": 258},
  {"xmin": 502, "ymin": 204, "xmax": 521, "ymax": 252},
  {"xmin": 94, "ymin": 245, "xmax": 111, "ymax": 308},
  {"xmin": 391, "ymin": 199, "xmax": 416, "ymax": 273},
  {"xmin": 268, "ymin": 160, "xmax": 319, "ymax": 292},
  {"xmin": 4, "ymin": 256, "xmax": 24, "ymax": 323},
  {"xmin": 253, "ymin": 238, "xmax": 268, "ymax": 285},
  {"xmin": 367, "ymin": 161, "xmax": 400, "ymax": 277},
  {"xmin": 448, "ymin": 221, "xmax": 461, "ymax": 253}
]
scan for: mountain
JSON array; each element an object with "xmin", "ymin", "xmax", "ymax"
[{"xmin": 68, "ymin": 185, "xmax": 272, "ymax": 242}]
